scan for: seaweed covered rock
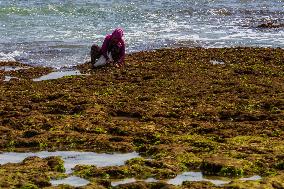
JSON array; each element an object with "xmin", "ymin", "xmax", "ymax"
[
  {"xmin": 200, "ymin": 156, "xmax": 245, "ymax": 177},
  {"xmin": 0, "ymin": 156, "xmax": 66, "ymax": 188},
  {"xmin": 0, "ymin": 47, "xmax": 284, "ymax": 188}
]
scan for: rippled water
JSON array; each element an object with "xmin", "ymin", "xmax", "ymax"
[{"xmin": 0, "ymin": 0, "xmax": 283, "ymax": 68}]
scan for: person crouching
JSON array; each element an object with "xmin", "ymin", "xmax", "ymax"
[{"xmin": 91, "ymin": 28, "xmax": 125, "ymax": 68}]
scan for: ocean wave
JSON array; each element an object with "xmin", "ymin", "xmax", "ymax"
[
  {"xmin": 0, "ymin": 51, "xmax": 27, "ymax": 62},
  {"xmin": 0, "ymin": 0, "xmax": 284, "ymax": 68},
  {"xmin": 0, "ymin": 4, "xmax": 103, "ymax": 17},
  {"xmin": 208, "ymin": 8, "xmax": 232, "ymax": 16}
]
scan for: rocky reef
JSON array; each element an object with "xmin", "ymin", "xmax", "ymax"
[{"xmin": 0, "ymin": 47, "xmax": 283, "ymax": 188}]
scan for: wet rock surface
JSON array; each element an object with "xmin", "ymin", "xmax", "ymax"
[
  {"xmin": 257, "ymin": 22, "xmax": 284, "ymax": 29},
  {"xmin": 0, "ymin": 61, "xmax": 52, "ymax": 81},
  {"xmin": 0, "ymin": 47, "xmax": 284, "ymax": 188},
  {"xmin": 0, "ymin": 156, "xmax": 66, "ymax": 188}
]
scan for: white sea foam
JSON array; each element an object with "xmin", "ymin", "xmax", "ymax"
[
  {"xmin": 0, "ymin": 0, "xmax": 283, "ymax": 67},
  {"xmin": 0, "ymin": 51, "xmax": 26, "ymax": 62}
]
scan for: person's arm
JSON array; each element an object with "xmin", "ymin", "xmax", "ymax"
[
  {"xmin": 117, "ymin": 40, "xmax": 125, "ymax": 66},
  {"xmin": 101, "ymin": 35, "xmax": 111, "ymax": 60}
]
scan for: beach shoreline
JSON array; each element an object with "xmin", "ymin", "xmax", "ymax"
[{"xmin": 0, "ymin": 47, "xmax": 284, "ymax": 188}]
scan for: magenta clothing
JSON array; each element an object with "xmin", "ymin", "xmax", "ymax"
[{"xmin": 101, "ymin": 34, "xmax": 125, "ymax": 64}]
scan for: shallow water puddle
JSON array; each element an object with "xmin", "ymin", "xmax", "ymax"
[
  {"xmin": 4, "ymin": 76, "xmax": 18, "ymax": 81},
  {"xmin": 112, "ymin": 178, "xmax": 137, "ymax": 186},
  {"xmin": 0, "ymin": 151, "xmax": 139, "ymax": 173},
  {"xmin": 50, "ymin": 176, "xmax": 90, "ymax": 187},
  {"xmin": 168, "ymin": 172, "xmax": 231, "ymax": 185},
  {"xmin": 111, "ymin": 172, "xmax": 261, "ymax": 186},
  {"xmin": 1, "ymin": 66, "xmax": 29, "ymax": 81},
  {"xmin": 0, "ymin": 66, "xmax": 31, "ymax": 71},
  {"xmin": 112, "ymin": 178, "xmax": 158, "ymax": 187},
  {"xmin": 33, "ymin": 70, "xmax": 86, "ymax": 81},
  {"xmin": 168, "ymin": 172, "xmax": 261, "ymax": 185},
  {"xmin": 240, "ymin": 175, "xmax": 262, "ymax": 181},
  {"xmin": 210, "ymin": 60, "xmax": 225, "ymax": 65},
  {"xmin": 0, "ymin": 152, "xmax": 261, "ymax": 187},
  {"xmin": 0, "ymin": 151, "xmax": 139, "ymax": 186}
]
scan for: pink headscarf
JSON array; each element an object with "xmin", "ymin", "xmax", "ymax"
[{"xmin": 111, "ymin": 28, "xmax": 124, "ymax": 39}]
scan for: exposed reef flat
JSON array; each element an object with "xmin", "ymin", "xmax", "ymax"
[{"xmin": 0, "ymin": 47, "xmax": 284, "ymax": 188}]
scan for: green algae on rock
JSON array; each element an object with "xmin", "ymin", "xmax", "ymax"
[
  {"xmin": 0, "ymin": 47, "xmax": 284, "ymax": 188},
  {"xmin": 0, "ymin": 61, "xmax": 52, "ymax": 80},
  {"xmin": 0, "ymin": 156, "xmax": 66, "ymax": 188}
]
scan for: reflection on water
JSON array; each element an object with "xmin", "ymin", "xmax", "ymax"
[
  {"xmin": 50, "ymin": 176, "xmax": 90, "ymax": 187},
  {"xmin": 168, "ymin": 172, "xmax": 231, "ymax": 185},
  {"xmin": 112, "ymin": 178, "xmax": 137, "ymax": 187},
  {"xmin": 111, "ymin": 172, "xmax": 262, "ymax": 187},
  {"xmin": 32, "ymin": 70, "xmax": 86, "ymax": 81}
]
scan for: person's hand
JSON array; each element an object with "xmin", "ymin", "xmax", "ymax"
[
  {"xmin": 106, "ymin": 59, "xmax": 113, "ymax": 65},
  {"xmin": 114, "ymin": 62, "xmax": 124, "ymax": 68},
  {"xmin": 114, "ymin": 63, "xmax": 120, "ymax": 68}
]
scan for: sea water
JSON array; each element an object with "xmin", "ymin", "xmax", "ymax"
[
  {"xmin": 111, "ymin": 172, "xmax": 261, "ymax": 186},
  {"xmin": 0, "ymin": 0, "xmax": 283, "ymax": 68},
  {"xmin": 0, "ymin": 151, "xmax": 140, "ymax": 186},
  {"xmin": 0, "ymin": 151, "xmax": 262, "ymax": 187}
]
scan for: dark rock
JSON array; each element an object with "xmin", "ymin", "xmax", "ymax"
[
  {"xmin": 97, "ymin": 179, "xmax": 112, "ymax": 188},
  {"xmin": 200, "ymin": 156, "xmax": 244, "ymax": 177},
  {"xmin": 182, "ymin": 181, "xmax": 217, "ymax": 189},
  {"xmin": 32, "ymin": 178, "xmax": 51, "ymax": 187},
  {"xmin": 272, "ymin": 181, "xmax": 284, "ymax": 189},
  {"xmin": 114, "ymin": 182, "xmax": 147, "ymax": 189},
  {"xmin": 71, "ymin": 105, "xmax": 86, "ymax": 114},
  {"xmin": 109, "ymin": 136, "xmax": 125, "ymax": 142},
  {"xmin": 23, "ymin": 130, "xmax": 40, "ymax": 138},
  {"xmin": 41, "ymin": 122, "xmax": 52, "ymax": 131},
  {"xmin": 257, "ymin": 22, "xmax": 284, "ymax": 29}
]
